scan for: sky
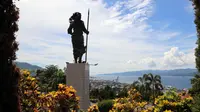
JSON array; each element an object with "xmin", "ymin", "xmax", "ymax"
[{"xmin": 15, "ymin": 0, "xmax": 197, "ymax": 75}]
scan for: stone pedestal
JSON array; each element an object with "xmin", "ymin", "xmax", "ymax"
[{"xmin": 65, "ymin": 63, "xmax": 90, "ymax": 111}]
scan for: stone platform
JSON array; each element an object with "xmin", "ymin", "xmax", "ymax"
[{"xmin": 65, "ymin": 63, "xmax": 90, "ymax": 111}]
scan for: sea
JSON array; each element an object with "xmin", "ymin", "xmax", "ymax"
[{"xmin": 95, "ymin": 75, "xmax": 193, "ymax": 89}]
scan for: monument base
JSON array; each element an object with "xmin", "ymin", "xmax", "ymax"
[{"xmin": 65, "ymin": 63, "xmax": 90, "ymax": 111}]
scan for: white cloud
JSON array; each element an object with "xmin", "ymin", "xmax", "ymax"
[
  {"xmin": 140, "ymin": 57, "xmax": 156, "ymax": 68},
  {"xmin": 162, "ymin": 47, "xmax": 195, "ymax": 68},
  {"xmin": 15, "ymin": 0, "xmax": 195, "ymax": 75}
]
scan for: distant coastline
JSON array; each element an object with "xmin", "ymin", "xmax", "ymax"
[{"xmin": 97, "ymin": 68, "xmax": 197, "ymax": 77}]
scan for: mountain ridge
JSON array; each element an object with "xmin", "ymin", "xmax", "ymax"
[
  {"xmin": 97, "ymin": 68, "xmax": 197, "ymax": 76},
  {"xmin": 15, "ymin": 61, "xmax": 43, "ymax": 70},
  {"xmin": 14, "ymin": 62, "xmax": 197, "ymax": 77}
]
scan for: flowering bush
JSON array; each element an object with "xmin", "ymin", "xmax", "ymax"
[
  {"xmin": 19, "ymin": 70, "xmax": 194, "ymax": 112},
  {"xmin": 19, "ymin": 70, "xmax": 79, "ymax": 112},
  {"xmin": 154, "ymin": 90, "xmax": 193, "ymax": 112},
  {"xmin": 109, "ymin": 89, "xmax": 154, "ymax": 112},
  {"xmin": 88, "ymin": 105, "xmax": 99, "ymax": 112},
  {"xmin": 19, "ymin": 70, "xmax": 41, "ymax": 112},
  {"xmin": 97, "ymin": 88, "xmax": 193, "ymax": 112}
]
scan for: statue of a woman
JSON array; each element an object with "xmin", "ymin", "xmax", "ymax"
[{"xmin": 68, "ymin": 12, "xmax": 89, "ymax": 63}]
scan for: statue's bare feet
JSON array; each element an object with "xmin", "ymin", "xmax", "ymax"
[{"xmin": 74, "ymin": 60, "xmax": 77, "ymax": 63}]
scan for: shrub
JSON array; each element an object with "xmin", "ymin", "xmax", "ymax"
[
  {"xmin": 98, "ymin": 100, "xmax": 113, "ymax": 112},
  {"xmin": 88, "ymin": 105, "xmax": 99, "ymax": 112},
  {"xmin": 154, "ymin": 90, "xmax": 193, "ymax": 112},
  {"xmin": 19, "ymin": 70, "xmax": 80, "ymax": 112},
  {"xmin": 110, "ymin": 88, "xmax": 154, "ymax": 112}
]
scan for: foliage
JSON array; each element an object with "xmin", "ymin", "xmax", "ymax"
[
  {"xmin": 131, "ymin": 73, "xmax": 163, "ymax": 101},
  {"xmin": 189, "ymin": 0, "xmax": 200, "ymax": 111},
  {"xmin": 99, "ymin": 86, "xmax": 116, "ymax": 100},
  {"xmin": 19, "ymin": 70, "xmax": 79, "ymax": 112},
  {"xmin": 88, "ymin": 105, "xmax": 99, "ymax": 112},
  {"xmin": 36, "ymin": 65, "xmax": 66, "ymax": 92},
  {"xmin": 90, "ymin": 88, "xmax": 100, "ymax": 99},
  {"xmin": 154, "ymin": 90, "xmax": 193, "ymax": 112},
  {"xmin": 191, "ymin": 0, "xmax": 200, "ymax": 72},
  {"xmin": 190, "ymin": 74, "xmax": 200, "ymax": 95},
  {"xmin": 191, "ymin": 94, "xmax": 200, "ymax": 111},
  {"xmin": 0, "ymin": 0, "xmax": 21, "ymax": 111},
  {"xmin": 109, "ymin": 88, "xmax": 154, "ymax": 112},
  {"xmin": 98, "ymin": 100, "xmax": 113, "ymax": 112},
  {"xmin": 90, "ymin": 85, "xmax": 116, "ymax": 101},
  {"xmin": 116, "ymin": 86, "xmax": 128, "ymax": 98}
]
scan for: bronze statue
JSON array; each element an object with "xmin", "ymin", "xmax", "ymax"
[{"xmin": 68, "ymin": 12, "xmax": 89, "ymax": 63}]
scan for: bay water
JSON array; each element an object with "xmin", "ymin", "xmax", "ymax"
[{"xmin": 95, "ymin": 75, "xmax": 193, "ymax": 89}]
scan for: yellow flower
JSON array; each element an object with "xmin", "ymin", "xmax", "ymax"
[
  {"xmin": 76, "ymin": 96, "xmax": 80, "ymax": 101},
  {"xmin": 163, "ymin": 100, "xmax": 169, "ymax": 105},
  {"xmin": 154, "ymin": 99, "xmax": 158, "ymax": 104},
  {"xmin": 27, "ymin": 76, "xmax": 32, "ymax": 81},
  {"xmin": 147, "ymin": 106, "xmax": 154, "ymax": 111},
  {"xmin": 24, "ymin": 91, "xmax": 28, "ymax": 95},
  {"xmin": 154, "ymin": 108, "xmax": 160, "ymax": 112},
  {"xmin": 170, "ymin": 102, "xmax": 177, "ymax": 106},
  {"xmin": 31, "ymin": 77, "xmax": 36, "ymax": 81},
  {"xmin": 138, "ymin": 101, "xmax": 147, "ymax": 107},
  {"xmin": 58, "ymin": 84, "xmax": 64, "ymax": 89}
]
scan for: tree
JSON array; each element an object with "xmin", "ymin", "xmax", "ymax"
[
  {"xmin": 36, "ymin": 65, "xmax": 66, "ymax": 92},
  {"xmin": 117, "ymin": 86, "xmax": 128, "ymax": 98},
  {"xmin": 99, "ymin": 86, "xmax": 116, "ymax": 100},
  {"xmin": 0, "ymin": 0, "xmax": 21, "ymax": 111},
  {"xmin": 146, "ymin": 73, "xmax": 163, "ymax": 100},
  {"xmin": 134, "ymin": 74, "xmax": 148, "ymax": 96},
  {"xmin": 90, "ymin": 88, "xmax": 100, "ymax": 99},
  {"xmin": 190, "ymin": 0, "xmax": 200, "ymax": 96},
  {"xmin": 90, "ymin": 85, "xmax": 117, "ymax": 101},
  {"xmin": 131, "ymin": 74, "xmax": 163, "ymax": 101},
  {"xmin": 189, "ymin": 0, "xmax": 200, "ymax": 111}
]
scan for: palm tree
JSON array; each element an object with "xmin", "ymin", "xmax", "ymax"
[
  {"xmin": 134, "ymin": 74, "xmax": 149, "ymax": 99},
  {"xmin": 0, "ymin": 0, "xmax": 21, "ymax": 111},
  {"xmin": 146, "ymin": 73, "xmax": 163, "ymax": 100}
]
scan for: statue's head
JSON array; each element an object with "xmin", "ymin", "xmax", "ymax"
[
  {"xmin": 69, "ymin": 12, "xmax": 81, "ymax": 23},
  {"xmin": 74, "ymin": 12, "xmax": 81, "ymax": 20}
]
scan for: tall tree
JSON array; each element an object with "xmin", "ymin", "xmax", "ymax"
[
  {"xmin": 36, "ymin": 65, "xmax": 66, "ymax": 92},
  {"xmin": 135, "ymin": 74, "xmax": 148, "ymax": 94},
  {"xmin": 190, "ymin": 0, "xmax": 200, "ymax": 95},
  {"xmin": 0, "ymin": 0, "xmax": 21, "ymax": 111},
  {"xmin": 190, "ymin": 0, "xmax": 200, "ymax": 111},
  {"xmin": 146, "ymin": 73, "xmax": 163, "ymax": 100},
  {"xmin": 132, "ymin": 74, "xmax": 163, "ymax": 101}
]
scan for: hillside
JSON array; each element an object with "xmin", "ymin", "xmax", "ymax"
[
  {"xmin": 15, "ymin": 62, "xmax": 43, "ymax": 70},
  {"xmin": 97, "ymin": 68, "xmax": 197, "ymax": 76}
]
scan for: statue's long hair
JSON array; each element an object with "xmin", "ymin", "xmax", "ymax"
[{"xmin": 69, "ymin": 12, "xmax": 81, "ymax": 23}]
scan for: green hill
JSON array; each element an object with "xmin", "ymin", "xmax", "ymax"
[{"xmin": 15, "ymin": 62, "xmax": 43, "ymax": 70}]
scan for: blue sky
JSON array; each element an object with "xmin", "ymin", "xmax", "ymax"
[
  {"xmin": 150, "ymin": 0, "xmax": 196, "ymax": 53},
  {"xmin": 16, "ymin": 0, "xmax": 196, "ymax": 75}
]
